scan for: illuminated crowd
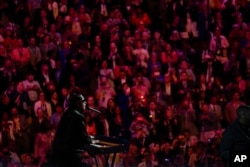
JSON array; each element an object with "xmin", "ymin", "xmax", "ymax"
[{"xmin": 0, "ymin": 0, "xmax": 250, "ymax": 166}]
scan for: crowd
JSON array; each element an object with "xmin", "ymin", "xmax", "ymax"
[{"xmin": 0, "ymin": 0, "xmax": 250, "ymax": 166}]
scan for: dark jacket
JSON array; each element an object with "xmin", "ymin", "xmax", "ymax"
[
  {"xmin": 220, "ymin": 120, "xmax": 250, "ymax": 167},
  {"xmin": 51, "ymin": 108, "xmax": 90, "ymax": 166}
]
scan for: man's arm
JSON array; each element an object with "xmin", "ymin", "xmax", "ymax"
[{"xmin": 77, "ymin": 115, "xmax": 91, "ymax": 150}]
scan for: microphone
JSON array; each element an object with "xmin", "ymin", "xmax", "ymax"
[{"xmin": 86, "ymin": 105, "xmax": 101, "ymax": 114}]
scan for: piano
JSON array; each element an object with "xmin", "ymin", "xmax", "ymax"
[{"xmin": 84, "ymin": 136, "xmax": 128, "ymax": 167}]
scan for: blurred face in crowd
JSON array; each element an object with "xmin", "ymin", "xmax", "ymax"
[
  {"xmin": 27, "ymin": 74, "xmax": 34, "ymax": 82},
  {"xmin": 109, "ymin": 12, "xmax": 115, "ymax": 18},
  {"xmin": 40, "ymin": 9, "xmax": 47, "ymax": 18},
  {"xmin": 124, "ymin": 45, "xmax": 131, "ymax": 53},
  {"xmin": 100, "ymin": 76, "xmax": 108, "ymax": 87},
  {"xmin": 101, "ymin": 60, "xmax": 108, "ymax": 69},
  {"xmin": 55, "ymin": 105, "xmax": 63, "ymax": 114},
  {"xmin": 63, "ymin": 41, "xmax": 71, "ymax": 49},
  {"xmin": 79, "ymin": 5, "xmax": 85, "ymax": 13},
  {"xmin": 6, "ymin": 29, "xmax": 12, "ymax": 37},
  {"xmin": 2, "ymin": 95, "xmax": 10, "ymax": 104},
  {"xmin": 24, "ymin": 155, "xmax": 32, "ymax": 166},
  {"xmin": 69, "ymin": 7, "xmax": 76, "ymax": 17},
  {"xmin": 210, "ymin": 96, "xmax": 218, "ymax": 104},
  {"xmin": 124, "ymin": 30, "xmax": 130, "ymax": 37},
  {"xmin": 215, "ymin": 28, "xmax": 221, "ymax": 37},
  {"xmin": 110, "ymin": 42, "xmax": 117, "ymax": 52},
  {"xmin": 149, "ymin": 101, "xmax": 156, "ymax": 110},
  {"xmin": 24, "ymin": 16, "xmax": 31, "ymax": 25},
  {"xmin": 41, "ymin": 64, "xmax": 49, "ymax": 73},
  {"xmin": 101, "ymin": 23, "xmax": 108, "ymax": 32},
  {"xmin": 200, "ymin": 74, "xmax": 206, "ymax": 83},
  {"xmin": 50, "ymin": 24, "xmax": 57, "ymax": 33},
  {"xmin": 182, "ymin": 99, "xmax": 190, "ymax": 108},
  {"xmin": 17, "ymin": 39, "xmax": 23, "ymax": 48},
  {"xmin": 95, "ymin": 35, "xmax": 101, "ymax": 44},
  {"xmin": 232, "ymin": 92, "xmax": 240, "ymax": 101},
  {"xmin": 180, "ymin": 61, "xmax": 188, "ymax": 70},
  {"xmin": 215, "ymin": 12, "xmax": 222, "ymax": 21},
  {"xmin": 11, "ymin": 107, "xmax": 18, "ymax": 116},
  {"xmin": 47, "ymin": 82, "xmax": 56, "ymax": 92},
  {"xmin": 51, "ymin": 91, "xmax": 58, "ymax": 100},
  {"xmin": 123, "ymin": 83, "xmax": 130, "ymax": 95},
  {"xmin": 154, "ymin": 31, "xmax": 160, "ymax": 40},
  {"xmin": 115, "ymin": 106, "xmax": 121, "ymax": 114},
  {"xmin": 165, "ymin": 108, "xmax": 173, "ymax": 119},
  {"xmin": 37, "ymin": 108, "xmax": 44, "ymax": 118},
  {"xmin": 39, "ymin": 92, "xmax": 45, "ymax": 101},
  {"xmin": 61, "ymin": 88, "xmax": 68, "ymax": 97},
  {"xmin": 129, "ymin": 144, "xmax": 138, "ymax": 155},
  {"xmin": 163, "ymin": 142, "xmax": 171, "ymax": 151},
  {"xmin": 87, "ymin": 96, "xmax": 95, "ymax": 107},
  {"xmin": 142, "ymin": 31, "xmax": 149, "ymax": 41},
  {"xmin": 190, "ymin": 136, "xmax": 198, "ymax": 147},
  {"xmin": 237, "ymin": 14, "xmax": 243, "ymax": 24},
  {"xmin": 17, "ymin": 82, "xmax": 24, "ymax": 92},
  {"xmin": 44, "ymin": 36, "xmax": 50, "ymax": 43},
  {"xmin": 165, "ymin": 43, "xmax": 172, "ymax": 52},
  {"xmin": 107, "ymin": 98, "xmax": 115, "ymax": 108},
  {"xmin": 136, "ymin": 41, "xmax": 142, "ymax": 49},
  {"xmin": 202, "ymin": 104, "xmax": 209, "ymax": 112},
  {"xmin": 180, "ymin": 72, "xmax": 188, "ymax": 81},
  {"xmin": 152, "ymin": 143, "xmax": 160, "ymax": 153},
  {"xmin": 178, "ymin": 135, "xmax": 186, "ymax": 145},
  {"xmin": 29, "ymin": 37, "xmax": 36, "ymax": 46}
]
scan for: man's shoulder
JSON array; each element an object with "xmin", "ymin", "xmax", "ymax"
[{"xmin": 64, "ymin": 109, "xmax": 85, "ymax": 119}]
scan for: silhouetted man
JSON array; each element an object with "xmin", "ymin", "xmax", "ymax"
[
  {"xmin": 220, "ymin": 105, "xmax": 250, "ymax": 167},
  {"xmin": 50, "ymin": 92, "xmax": 91, "ymax": 167}
]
